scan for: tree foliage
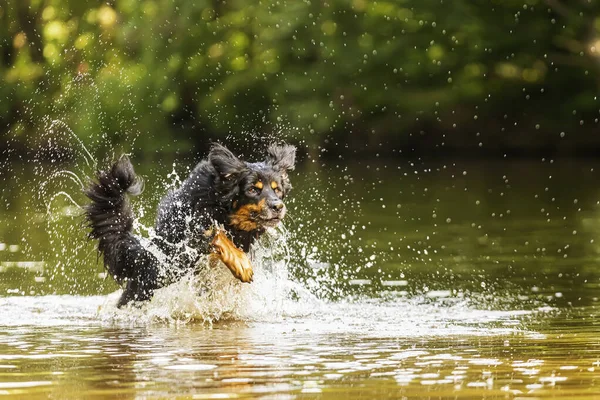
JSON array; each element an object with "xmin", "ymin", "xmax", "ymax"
[{"xmin": 1, "ymin": 0, "xmax": 599, "ymax": 154}]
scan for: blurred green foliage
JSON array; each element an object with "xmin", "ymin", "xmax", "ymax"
[{"xmin": 1, "ymin": 0, "xmax": 600, "ymax": 154}]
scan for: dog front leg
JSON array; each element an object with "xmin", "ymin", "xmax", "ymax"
[{"xmin": 210, "ymin": 230, "xmax": 254, "ymax": 283}]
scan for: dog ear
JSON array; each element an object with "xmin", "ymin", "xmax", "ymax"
[
  {"xmin": 209, "ymin": 144, "xmax": 247, "ymax": 179},
  {"xmin": 266, "ymin": 144, "xmax": 296, "ymax": 172}
]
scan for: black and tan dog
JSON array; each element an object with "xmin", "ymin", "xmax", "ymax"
[{"xmin": 84, "ymin": 144, "xmax": 295, "ymax": 307}]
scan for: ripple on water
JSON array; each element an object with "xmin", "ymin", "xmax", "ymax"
[
  {"xmin": 0, "ymin": 288, "xmax": 543, "ymax": 340},
  {"xmin": 163, "ymin": 364, "xmax": 217, "ymax": 371},
  {"xmin": 0, "ymin": 286, "xmax": 581, "ymax": 399}
]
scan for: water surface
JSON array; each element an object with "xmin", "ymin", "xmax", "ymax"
[{"xmin": 1, "ymin": 157, "xmax": 600, "ymax": 398}]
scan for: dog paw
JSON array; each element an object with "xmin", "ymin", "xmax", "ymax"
[
  {"xmin": 211, "ymin": 230, "xmax": 254, "ymax": 283},
  {"xmin": 234, "ymin": 257, "xmax": 254, "ymax": 283}
]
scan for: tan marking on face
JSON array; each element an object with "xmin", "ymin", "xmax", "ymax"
[
  {"xmin": 255, "ymin": 181, "xmax": 263, "ymax": 190},
  {"xmin": 271, "ymin": 181, "xmax": 278, "ymax": 190},
  {"xmin": 229, "ymin": 199, "xmax": 266, "ymax": 231}
]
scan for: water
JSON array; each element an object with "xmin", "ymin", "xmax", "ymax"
[{"xmin": 1, "ymin": 156, "xmax": 600, "ymax": 398}]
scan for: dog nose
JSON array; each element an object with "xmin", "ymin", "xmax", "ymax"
[{"xmin": 269, "ymin": 201, "xmax": 284, "ymax": 211}]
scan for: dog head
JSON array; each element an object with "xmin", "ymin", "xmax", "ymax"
[{"xmin": 209, "ymin": 143, "xmax": 296, "ymax": 231}]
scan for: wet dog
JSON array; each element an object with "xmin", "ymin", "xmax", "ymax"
[{"xmin": 84, "ymin": 144, "xmax": 295, "ymax": 307}]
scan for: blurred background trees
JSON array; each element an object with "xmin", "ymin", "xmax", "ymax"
[{"xmin": 2, "ymin": 0, "xmax": 600, "ymax": 156}]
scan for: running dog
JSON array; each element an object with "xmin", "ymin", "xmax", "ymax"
[{"xmin": 84, "ymin": 144, "xmax": 296, "ymax": 307}]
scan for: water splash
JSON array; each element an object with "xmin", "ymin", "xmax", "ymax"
[
  {"xmin": 43, "ymin": 119, "xmax": 96, "ymax": 169},
  {"xmin": 99, "ymin": 225, "xmax": 323, "ymax": 325},
  {"xmin": 40, "ymin": 170, "xmax": 85, "ymax": 191},
  {"xmin": 46, "ymin": 192, "xmax": 82, "ymax": 220},
  {"xmin": 11, "ymin": 118, "xmax": 551, "ymax": 329}
]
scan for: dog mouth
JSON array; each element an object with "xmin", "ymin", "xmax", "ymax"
[
  {"xmin": 260, "ymin": 216, "xmax": 281, "ymax": 228},
  {"xmin": 229, "ymin": 199, "xmax": 286, "ymax": 231}
]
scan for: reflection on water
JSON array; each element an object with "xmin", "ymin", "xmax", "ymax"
[
  {"xmin": 0, "ymin": 293, "xmax": 572, "ymax": 398},
  {"xmin": 0, "ymin": 295, "xmax": 597, "ymax": 398},
  {"xmin": 2, "ymin": 158, "xmax": 600, "ymax": 397}
]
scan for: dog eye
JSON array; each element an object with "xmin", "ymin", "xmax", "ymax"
[{"xmin": 248, "ymin": 187, "xmax": 261, "ymax": 195}]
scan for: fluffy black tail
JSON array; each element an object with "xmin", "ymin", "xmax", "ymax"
[{"xmin": 84, "ymin": 155, "xmax": 161, "ymax": 307}]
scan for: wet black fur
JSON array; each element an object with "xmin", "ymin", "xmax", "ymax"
[{"xmin": 84, "ymin": 144, "xmax": 295, "ymax": 307}]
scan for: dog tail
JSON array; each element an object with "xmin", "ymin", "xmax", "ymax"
[{"xmin": 84, "ymin": 155, "xmax": 161, "ymax": 306}]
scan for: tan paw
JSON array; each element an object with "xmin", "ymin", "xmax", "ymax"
[{"xmin": 211, "ymin": 230, "xmax": 254, "ymax": 283}]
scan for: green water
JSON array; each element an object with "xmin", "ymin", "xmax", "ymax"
[{"xmin": 1, "ymin": 156, "xmax": 600, "ymax": 398}]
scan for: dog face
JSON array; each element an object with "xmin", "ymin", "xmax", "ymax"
[{"xmin": 209, "ymin": 143, "xmax": 296, "ymax": 231}]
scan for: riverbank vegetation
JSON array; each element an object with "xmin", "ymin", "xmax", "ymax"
[{"xmin": 2, "ymin": 0, "xmax": 599, "ymax": 155}]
